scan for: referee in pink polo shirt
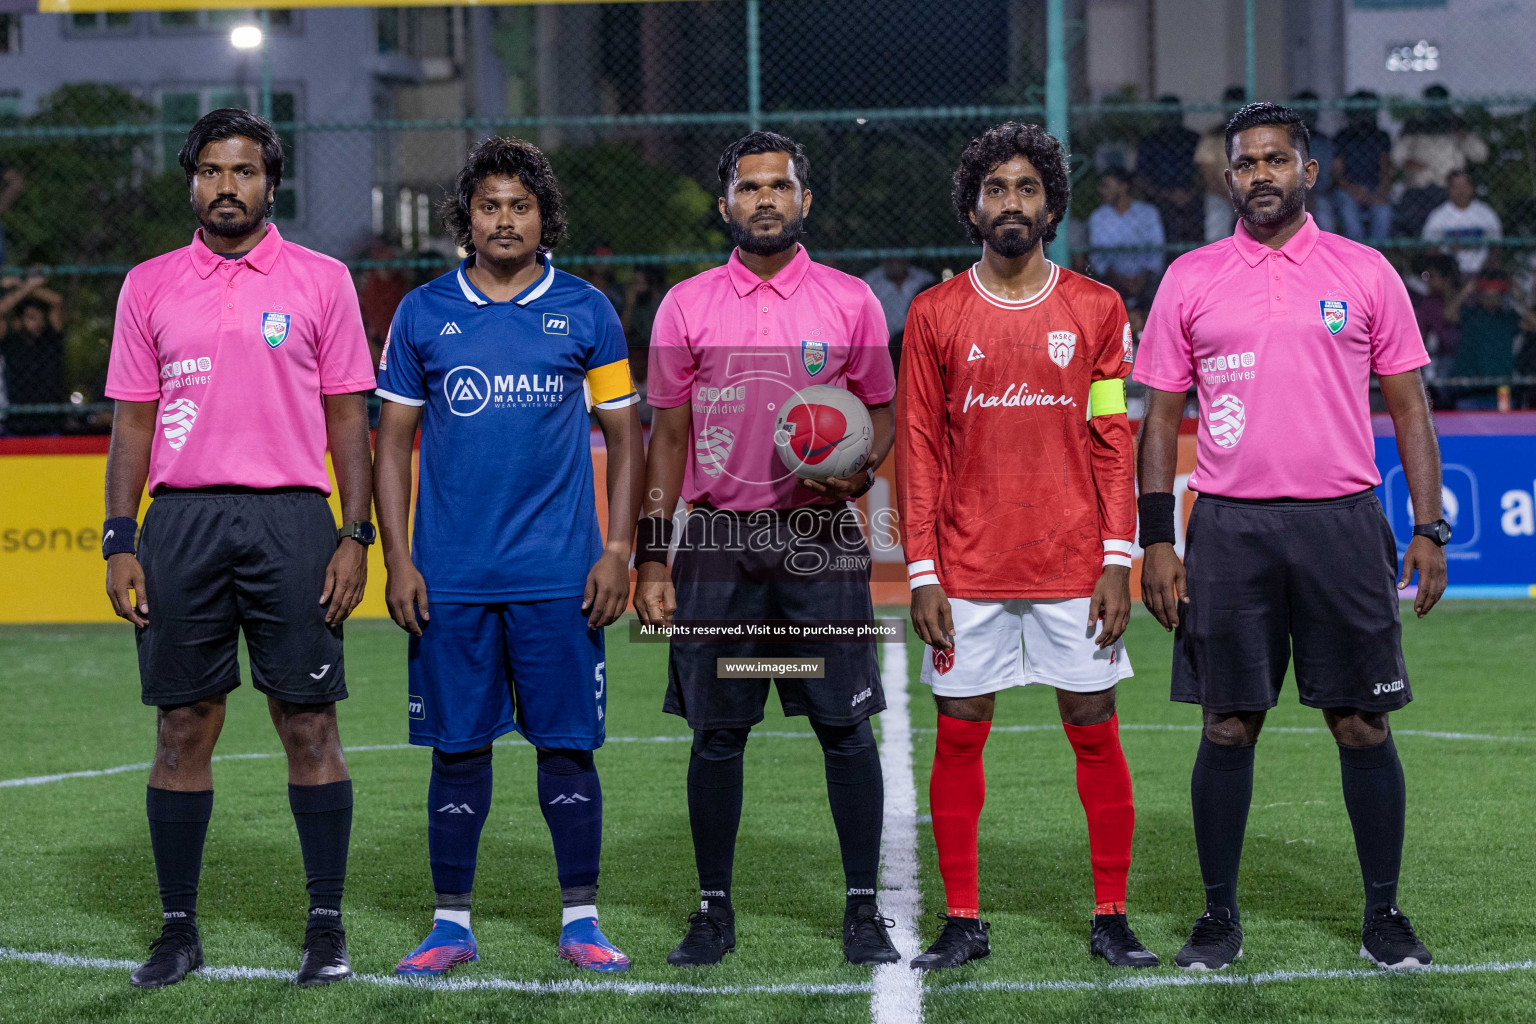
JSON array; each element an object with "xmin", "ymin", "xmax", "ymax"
[
  {"xmin": 634, "ymin": 132, "xmax": 899, "ymax": 968},
  {"xmin": 102, "ymin": 110, "xmax": 376, "ymax": 989},
  {"xmin": 1136, "ymin": 103, "xmax": 1448, "ymax": 973}
]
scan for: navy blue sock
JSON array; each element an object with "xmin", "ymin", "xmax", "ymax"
[
  {"xmin": 428, "ymin": 749, "xmax": 493, "ymax": 899},
  {"xmin": 289, "ymin": 780, "xmax": 353, "ymax": 932},
  {"xmin": 146, "ymin": 787, "xmax": 213, "ymax": 933},
  {"xmin": 536, "ymin": 749, "xmax": 602, "ymax": 905}
]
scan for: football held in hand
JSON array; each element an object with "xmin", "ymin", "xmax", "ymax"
[{"xmin": 773, "ymin": 384, "xmax": 873, "ymax": 482}]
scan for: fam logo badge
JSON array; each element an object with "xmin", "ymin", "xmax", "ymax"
[
  {"xmin": 1320, "ymin": 299, "xmax": 1348, "ymax": 336},
  {"xmin": 1121, "ymin": 321, "xmax": 1135, "ymax": 363},
  {"xmin": 444, "ymin": 364, "xmax": 491, "ymax": 416},
  {"xmin": 542, "ymin": 312, "xmax": 570, "ymax": 335},
  {"xmin": 1047, "ymin": 330, "xmax": 1077, "ymax": 369},
  {"xmin": 1208, "ymin": 393, "xmax": 1246, "ymax": 449},
  {"xmin": 801, "ymin": 339, "xmax": 827, "ymax": 376},
  {"xmin": 804, "ymin": 340, "xmax": 829, "ymax": 376},
  {"xmin": 695, "ymin": 424, "xmax": 736, "ymax": 478},
  {"xmin": 261, "ymin": 311, "xmax": 291, "ymax": 349}
]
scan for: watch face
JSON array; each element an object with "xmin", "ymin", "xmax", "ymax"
[
  {"xmin": 357, "ymin": 522, "xmax": 377, "ymax": 544},
  {"xmin": 1436, "ymin": 521, "xmax": 1452, "ymax": 544}
]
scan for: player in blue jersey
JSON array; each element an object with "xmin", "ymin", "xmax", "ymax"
[{"xmin": 373, "ymin": 137, "xmax": 644, "ymax": 975}]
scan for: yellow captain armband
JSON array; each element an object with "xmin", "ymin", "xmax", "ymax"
[
  {"xmin": 1088, "ymin": 378, "xmax": 1127, "ymax": 418},
  {"xmin": 585, "ymin": 358, "xmax": 639, "ymax": 410}
]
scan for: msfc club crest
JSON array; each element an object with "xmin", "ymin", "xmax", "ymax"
[
  {"xmin": 1047, "ymin": 330, "xmax": 1077, "ymax": 369},
  {"xmin": 262, "ymin": 311, "xmax": 291, "ymax": 349},
  {"xmin": 932, "ymin": 647, "xmax": 955, "ymax": 675},
  {"xmin": 1320, "ymin": 299, "xmax": 1348, "ymax": 336},
  {"xmin": 801, "ymin": 339, "xmax": 827, "ymax": 376}
]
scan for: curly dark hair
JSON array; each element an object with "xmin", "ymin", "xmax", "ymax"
[
  {"xmin": 1223, "ymin": 102, "xmax": 1310, "ymax": 162},
  {"xmin": 716, "ymin": 131, "xmax": 809, "ymax": 193},
  {"xmin": 951, "ymin": 121, "xmax": 1070, "ymax": 247},
  {"xmin": 440, "ymin": 136, "xmax": 568, "ymax": 254},
  {"xmin": 178, "ymin": 108, "xmax": 283, "ymax": 191}
]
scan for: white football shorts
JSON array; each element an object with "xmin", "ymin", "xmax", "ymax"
[{"xmin": 917, "ymin": 596, "xmax": 1133, "ymax": 698}]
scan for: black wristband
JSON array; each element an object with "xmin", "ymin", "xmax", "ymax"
[
  {"xmin": 1137, "ymin": 492, "xmax": 1177, "ymax": 549},
  {"xmin": 102, "ymin": 516, "xmax": 138, "ymax": 559},
  {"xmin": 850, "ymin": 467, "xmax": 877, "ymax": 500},
  {"xmin": 634, "ymin": 515, "xmax": 675, "ymax": 567}
]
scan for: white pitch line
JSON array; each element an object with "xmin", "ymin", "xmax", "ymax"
[
  {"xmin": 0, "ymin": 946, "xmax": 870, "ymax": 996},
  {"xmin": 7, "ymin": 723, "xmax": 1530, "ymax": 791},
  {"xmin": 909, "ymin": 724, "xmax": 1536, "ymax": 743},
  {"xmin": 871, "ymin": 637, "xmax": 923, "ymax": 1024},
  {"xmin": 6, "ymin": 944, "xmax": 1533, "ymax": 999},
  {"xmin": 931, "ymin": 958, "xmax": 1536, "ymax": 995},
  {"xmin": 0, "ymin": 732, "xmax": 822, "ymax": 790}
]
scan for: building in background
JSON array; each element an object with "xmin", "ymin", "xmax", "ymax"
[{"xmin": 0, "ymin": 7, "xmax": 513, "ymax": 256}]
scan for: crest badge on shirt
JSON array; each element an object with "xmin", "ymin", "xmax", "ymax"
[
  {"xmin": 801, "ymin": 339, "xmax": 827, "ymax": 376},
  {"xmin": 1319, "ymin": 299, "xmax": 1348, "ymax": 336},
  {"xmin": 1047, "ymin": 330, "xmax": 1077, "ymax": 369},
  {"xmin": 262, "ymin": 311, "xmax": 291, "ymax": 349}
]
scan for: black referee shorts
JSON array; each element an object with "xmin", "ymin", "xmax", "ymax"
[
  {"xmin": 663, "ymin": 504, "xmax": 885, "ymax": 731},
  {"xmin": 136, "ymin": 488, "xmax": 346, "ymax": 708},
  {"xmin": 1171, "ymin": 489, "xmax": 1410, "ymax": 715}
]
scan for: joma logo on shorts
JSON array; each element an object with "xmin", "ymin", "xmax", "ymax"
[
  {"xmin": 851, "ymin": 687, "xmax": 873, "ymax": 707},
  {"xmin": 1373, "ymin": 680, "xmax": 1405, "ymax": 696}
]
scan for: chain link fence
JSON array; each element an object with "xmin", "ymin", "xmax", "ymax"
[{"xmin": 0, "ymin": 1, "xmax": 1533, "ymax": 433}]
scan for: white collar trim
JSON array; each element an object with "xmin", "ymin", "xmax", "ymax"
[
  {"xmin": 966, "ymin": 261, "xmax": 1059, "ymax": 310},
  {"xmin": 516, "ymin": 256, "xmax": 556, "ymax": 307},
  {"xmin": 456, "ymin": 268, "xmax": 488, "ymax": 307},
  {"xmin": 455, "ymin": 254, "xmax": 555, "ymax": 308}
]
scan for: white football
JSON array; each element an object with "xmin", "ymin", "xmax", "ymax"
[{"xmin": 773, "ymin": 385, "xmax": 873, "ymax": 482}]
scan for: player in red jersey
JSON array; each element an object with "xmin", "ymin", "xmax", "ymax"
[{"xmin": 896, "ymin": 122, "xmax": 1156, "ymax": 970}]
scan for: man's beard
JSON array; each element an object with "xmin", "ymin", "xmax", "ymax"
[
  {"xmin": 1232, "ymin": 181, "xmax": 1306, "ymax": 228},
  {"xmin": 730, "ymin": 209, "xmax": 805, "ymax": 256},
  {"xmin": 980, "ymin": 212, "xmax": 1045, "ymax": 259},
  {"xmin": 197, "ymin": 194, "xmax": 270, "ymax": 238}
]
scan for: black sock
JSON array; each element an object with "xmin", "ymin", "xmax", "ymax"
[
  {"xmin": 1190, "ymin": 737, "xmax": 1254, "ymax": 921},
  {"xmin": 289, "ymin": 780, "xmax": 353, "ymax": 932},
  {"xmin": 1338, "ymin": 735, "xmax": 1405, "ymax": 914},
  {"xmin": 811, "ymin": 718, "xmax": 883, "ymax": 913},
  {"xmin": 146, "ymin": 787, "xmax": 213, "ymax": 933},
  {"xmin": 688, "ymin": 728, "xmax": 749, "ymax": 914}
]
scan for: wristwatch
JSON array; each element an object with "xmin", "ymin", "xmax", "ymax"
[
  {"xmin": 1412, "ymin": 519, "xmax": 1452, "ymax": 546},
  {"xmin": 338, "ymin": 521, "xmax": 377, "ymax": 546},
  {"xmin": 850, "ymin": 467, "xmax": 877, "ymax": 500}
]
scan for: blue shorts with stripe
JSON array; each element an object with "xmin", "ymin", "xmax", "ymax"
[{"xmin": 407, "ymin": 596, "xmax": 607, "ymax": 753}]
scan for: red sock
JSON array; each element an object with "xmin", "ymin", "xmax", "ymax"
[
  {"xmin": 930, "ymin": 713, "xmax": 991, "ymax": 918},
  {"xmin": 1063, "ymin": 713, "xmax": 1135, "ymax": 910}
]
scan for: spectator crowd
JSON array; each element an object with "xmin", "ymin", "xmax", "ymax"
[
  {"xmin": 3, "ymin": 84, "xmax": 1535, "ymax": 436},
  {"xmin": 1080, "ymin": 84, "xmax": 1535, "ymax": 409}
]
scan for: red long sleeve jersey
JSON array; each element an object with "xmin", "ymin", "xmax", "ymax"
[{"xmin": 896, "ymin": 263, "xmax": 1137, "ymax": 600}]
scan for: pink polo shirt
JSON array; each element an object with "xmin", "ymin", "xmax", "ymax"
[
  {"xmin": 106, "ymin": 226, "xmax": 374, "ymax": 494},
  {"xmin": 1134, "ymin": 215, "xmax": 1428, "ymax": 499},
  {"xmin": 648, "ymin": 246, "xmax": 896, "ymax": 511}
]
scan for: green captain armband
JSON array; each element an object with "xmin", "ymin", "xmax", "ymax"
[{"xmin": 1088, "ymin": 378, "xmax": 1127, "ymax": 418}]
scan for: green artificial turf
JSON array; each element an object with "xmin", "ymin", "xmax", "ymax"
[{"xmin": 1, "ymin": 601, "xmax": 1532, "ymax": 1023}]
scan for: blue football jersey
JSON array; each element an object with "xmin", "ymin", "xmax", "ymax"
[{"xmin": 375, "ymin": 255, "xmax": 637, "ymax": 602}]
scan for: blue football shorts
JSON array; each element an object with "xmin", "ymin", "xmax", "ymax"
[{"xmin": 407, "ymin": 596, "xmax": 607, "ymax": 753}]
